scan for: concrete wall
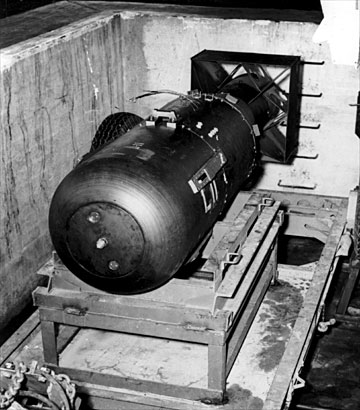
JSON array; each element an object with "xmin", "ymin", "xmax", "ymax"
[
  {"xmin": 119, "ymin": 11, "xmax": 359, "ymax": 197},
  {"xmin": 0, "ymin": 12, "xmax": 124, "ymax": 330},
  {"xmin": 0, "ymin": 7, "xmax": 359, "ymax": 331}
]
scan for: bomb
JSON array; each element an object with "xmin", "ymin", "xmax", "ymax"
[{"xmin": 49, "ymin": 71, "xmax": 287, "ymax": 294}]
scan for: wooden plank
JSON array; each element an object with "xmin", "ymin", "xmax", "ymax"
[
  {"xmin": 33, "ymin": 286, "xmax": 231, "ymax": 331},
  {"xmin": 53, "ymin": 260, "xmax": 214, "ymax": 292},
  {"xmin": 337, "ymin": 258, "xmax": 360, "ymax": 314},
  {"xmin": 50, "ymin": 366, "xmax": 224, "ymax": 403},
  {"xmin": 263, "ymin": 202, "xmax": 347, "ymax": 409},
  {"xmin": 200, "ymin": 193, "xmax": 263, "ymax": 285},
  {"xmin": 225, "ymin": 262, "xmax": 273, "ymax": 377},
  {"xmin": 256, "ymin": 190, "xmax": 345, "ymax": 210},
  {"xmin": 216, "ymin": 202, "xmax": 281, "ymax": 299},
  {"xmin": 75, "ymin": 382, "xmax": 226, "ymax": 410},
  {"xmin": 40, "ymin": 320, "xmax": 58, "ymax": 365},
  {"xmin": 207, "ymin": 344, "xmax": 226, "ymax": 392},
  {"xmin": 77, "ymin": 378, "xmax": 266, "ymax": 410},
  {"xmin": 221, "ymin": 220, "xmax": 280, "ymax": 315},
  {"xmin": 204, "ymin": 206, "xmax": 260, "ymax": 290},
  {"xmin": 47, "ymin": 255, "xmax": 217, "ymax": 306},
  {"xmin": 0, "ymin": 310, "xmax": 40, "ymax": 365},
  {"xmin": 37, "ymin": 307, "xmax": 225, "ymax": 346},
  {"xmin": 224, "ymin": 224, "xmax": 278, "ymax": 374}
]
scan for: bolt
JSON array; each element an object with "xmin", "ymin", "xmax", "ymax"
[
  {"xmin": 108, "ymin": 260, "xmax": 119, "ymax": 271},
  {"xmin": 96, "ymin": 237, "xmax": 108, "ymax": 249},
  {"xmin": 40, "ymin": 366, "xmax": 50, "ymax": 374},
  {"xmin": 87, "ymin": 211, "xmax": 101, "ymax": 224},
  {"xmin": 208, "ymin": 127, "xmax": 218, "ymax": 138}
]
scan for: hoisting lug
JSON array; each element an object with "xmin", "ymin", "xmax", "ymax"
[{"xmin": 317, "ymin": 318, "xmax": 336, "ymax": 333}]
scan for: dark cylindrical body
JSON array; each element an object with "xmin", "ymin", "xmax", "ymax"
[{"xmin": 49, "ymin": 78, "xmax": 275, "ymax": 293}]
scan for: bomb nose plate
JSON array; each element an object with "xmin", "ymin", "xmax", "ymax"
[{"xmin": 66, "ymin": 202, "xmax": 144, "ymax": 278}]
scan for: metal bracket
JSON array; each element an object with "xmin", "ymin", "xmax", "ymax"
[
  {"xmin": 301, "ymin": 60, "xmax": 325, "ymax": 65},
  {"xmin": 285, "ymin": 368, "xmax": 306, "ymax": 408},
  {"xmin": 335, "ymin": 231, "xmax": 353, "ymax": 257},
  {"xmin": 278, "ymin": 180, "xmax": 317, "ymax": 190},
  {"xmin": 280, "ymin": 121, "xmax": 321, "ymax": 130},
  {"xmin": 276, "ymin": 209, "xmax": 285, "ymax": 226},
  {"xmin": 64, "ymin": 306, "xmax": 88, "ymax": 317},
  {"xmin": 145, "ymin": 119, "xmax": 156, "ymax": 127},
  {"xmin": 257, "ymin": 197, "xmax": 274, "ymax": 212},
  {"xmin": 152, "ymin": 109, "xmax": 177, "ymax": 123},
  {"xmin": 294, "ymin": 153, "xmax": 319, "ymax": 159},
  {"xmin": 204, "ymin": 93, "xmax": 215, "ymax": 102},
  {"xmin": 318, "ymin": 318, "xmax": 336, "ymax": 333},
  {"xmin": 292, "ymin": 375, "xmax": 306, "ymax": 390},
  {"xmin": 188, "ymin": 150, "xmax": 227, "ymax": 193},
  {"xmin": 353, "ymin": 91, "xmax": 360, "ymax": 138},
  {"xmin": 220, "ymin": 252, "xmax": 241, "ymax": 272},
  {"xmin": 300, "ymin": 92, "xmax": 323, "ymax": 98}
]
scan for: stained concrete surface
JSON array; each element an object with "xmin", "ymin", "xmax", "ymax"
[{"xmin": 59, "ymin": 266, "xmax": 311, "ymax": 409}]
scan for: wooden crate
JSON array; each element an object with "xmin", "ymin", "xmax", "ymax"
[{"xmin": 33, "ymin": 192, "xmax": 282, "ymax": 403}]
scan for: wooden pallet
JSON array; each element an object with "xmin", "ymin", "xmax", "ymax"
[{"xmin": 33, "ymin": 192, "xmax": 282, "ymax": 403}]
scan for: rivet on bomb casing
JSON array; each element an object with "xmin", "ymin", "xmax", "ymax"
[
  {"xmin": 87, "ymin": 211, "xmax": 101, "ymax": 224},
  {"xmin": 96, "ymin": 237, "xmax": 108, "ymax": 249},
  {"xmin": 109, "ymin": 260, "xmax": 120, "ymax": 271}
]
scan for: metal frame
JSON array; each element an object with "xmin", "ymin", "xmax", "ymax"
[{"xmin": 191, "ymin": 50, "xmax": 302, "ymax": 163}]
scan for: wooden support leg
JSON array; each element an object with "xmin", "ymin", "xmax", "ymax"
[
  {"xmin": 337, "ymin": 258, "xmax": 360, "ymax": 314},
  {"xmin": 269, "ymin": 240, "xmax": 279, "ymax": 285},
  {"xmin": 40, "ymin": 320, "xmax": 58, "ymax": 365},
  {"xmin": 207, "ymin": 343, "xmax": 226, "ymax": 393}
]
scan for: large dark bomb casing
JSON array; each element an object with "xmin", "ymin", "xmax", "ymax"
[{"xmin": 49, "ymin": 84, "xmax": 272, "ymax": 294}]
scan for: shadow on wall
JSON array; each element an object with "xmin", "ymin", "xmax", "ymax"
[
  {"xmin": 111, "ymin": 0, "xmax": 323, "ymax": 11},
  {"xmin": 0, "ymin": 0, "xmax": 323, "ymax": 19},
  {"xmin": 0, "ymin": 0, "xmax": 58, "ymax": 18}
]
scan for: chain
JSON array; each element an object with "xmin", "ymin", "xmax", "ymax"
[
  {"xmin": 39, "ymin": 368, "xmax": 76, "ymax": 410},
  {"xmin": 0, "ymin": 362, "xmax": 26, "ymax": 409},
  {"xmin": 55, "ymin": 373, "xmax": 76, "ymax": 406},
  {"xmin": 1, "ymin": 363, "xmax": 76, "ymax": 410}
]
